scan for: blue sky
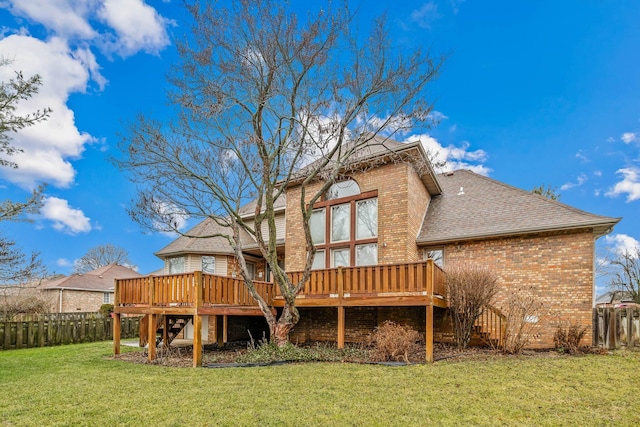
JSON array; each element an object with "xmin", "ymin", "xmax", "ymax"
[{"xmin": 0, "ymin": 1, "xmax": 638, "ymax": 294}]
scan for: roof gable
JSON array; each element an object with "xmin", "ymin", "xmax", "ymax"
[{"xmin": 417, "ymin": 170, "xmax": 620, "ymax": 244}]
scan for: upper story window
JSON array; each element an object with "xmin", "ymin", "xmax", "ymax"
[
  {"xmin": 168, "ymin": 256, "xmax": 185, "ymax": 274},
  {"xmin": 202, "ymin": 256, "xmax": 215, "ymax": 274},
  {"xmin": 309, "ymin": 179, "xmax": 378, "ymax": 269},
  {"xmin": 326, "ymin": 180, "xmax": 361, "ymax": 200}
]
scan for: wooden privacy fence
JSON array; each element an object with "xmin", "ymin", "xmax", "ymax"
[
  {"xmin": 0, "ymin": 313, "xmax": 140, "ymax": 351},
  {"xmin": 593, "ymin": 306, "xmax": 640, "ymax": 349}
]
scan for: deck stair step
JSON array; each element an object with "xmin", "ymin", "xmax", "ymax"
[{"xmin": 156, "ymin": 315, "xmax": 190, "ymax": 347}]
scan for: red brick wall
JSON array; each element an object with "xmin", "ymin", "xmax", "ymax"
[
  {"xmin": 443, "ymin": 230, "xmax": 595, "ymax": 348},
  {"xmin": 289, "ymin": 306, "xmax": 427, "ymax": 344}
]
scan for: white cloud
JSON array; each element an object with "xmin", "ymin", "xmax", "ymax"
[
  {"xmin": 40, "ymin": 196, "xmax": 91, "ymax": 234},
  {"xmin": 604, "ymin": 234, "xmax": 640, "ymax": 256},
  {"xmin": 407, "ymin": 134, "xmax": 491, "ymax": 176},
  {"xmin": 56, "ymin": 258, "xmax": 73, "ymax": 267},
  {"xmin": 5, "ymin": 0, "xmax": 97, "ymax": 41},
  {"xmin": 410, "ymin": 2, "xmax": 441, "ymax": 29},
  {"xmin": 621, "ymin": 132, "xmax": 637, "ymax": 144},
  {"xmin": 97, "ymin": 0, "xmax": 173, "ymax": 57},
  {"xmin": 606, "ymin": 167, "xmax": 640, "ymax": 202},
  {"xmin": 152, "ymin": 200, "xmax": 189, "ymax": 236},
  {"xmin": 594, "ymin": 170, "xmax": 602, "ymax": 177},
  {"xmin": 560, "ymin": 173, "xmax": 587, "ymax": 191},
  {"xmin": 427, "ymin": 111, "xmax": 448, "ymax": 124},
  {"xmin": 0, "ymin": 35, "xmax": 96, "ymax": 188},
  {"xmin": 0, "ymin": 37, "xmax": 97, "ymax": 185},
  {"xmin": 4, "ymin": 0, "xmax": 172, "ymax": 58},
  {"xmin": 575, "ymin": 150, "xmax": 588, "ymax": 162}
]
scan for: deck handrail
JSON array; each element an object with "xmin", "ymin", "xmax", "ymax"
[
  {"xmin": 475, "ymin": 304, "xmax": 507, "ymax": 348},
  {"xmin": 283, "ymin": 260, "xmax": 446, "ymax": 299},
  {"xmin": 115, "ymin": 272, "xmax": 273, "ymax": 308}
]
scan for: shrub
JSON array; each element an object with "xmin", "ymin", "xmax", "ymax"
[
  {"xmin": 553, "ymin": 323, "xmax": 588, "ymax": 354},
  {"xmin": 365, "ymin": 320, "xmax": 422, "ymax": 363},
  {"xmin": 445, "ymin": 264, "xmax": 499, "ymax": 350},
  {"xmin": 502, "ymin": 287, "xmax": 545, "ymax": 354},
  {"xmin": 99, "ymin": 304, "xmax": 114, "ymax": 317}
]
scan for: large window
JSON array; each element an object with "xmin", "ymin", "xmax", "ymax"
[
  {"xmin": 168, "ymin": 257, "xmax": 185, "ymax": 274},
  {"xmin": 309, "ymin": 179, "xmax": 378, "ymax": 269}
]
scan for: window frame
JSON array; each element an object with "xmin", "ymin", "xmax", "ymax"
[
  {"xmin": 201, "ymin": 255, "xmax": 215, "ymax": 274},
  {"xmin": 311, "ymin": 189, "xmax": 378, "ymax": 268},
  {"xmin": 168, "ymin": 256, "xmax": 185, "ymax": 274}
]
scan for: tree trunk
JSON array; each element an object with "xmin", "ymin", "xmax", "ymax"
[{"xmin": 271, "ymin": 302, "xmax": 299, "ymax": 347}]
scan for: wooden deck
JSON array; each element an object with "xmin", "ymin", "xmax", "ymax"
[{"xmin": 112, "ymin": 260, "xmax": 446, "ymax": 366}]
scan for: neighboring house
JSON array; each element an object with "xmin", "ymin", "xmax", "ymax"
[
  {"xmin": 595, "ymin": 291, "xmax": 637, "ymax": 307},
  {"xmin": 40, "ymin": 264, "xmax": 141, "ymax": 313},
  {"xmin": 114, "ymin": 137, "xmax": 620, "ymax": 364}
]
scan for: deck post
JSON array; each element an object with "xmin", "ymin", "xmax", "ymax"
[
  {"xmin": 426, "ymin": 260, "xmax": 435, "ymax": 363},
  {"xmin": 113, "ymin": 312, "xmax": 121, "ymax": 355},
  {"xmin": 216, "ymin": 315, "xmax": 224, "ymax": 347},
  {"xmin": 113, "ymin": 279, "xmax": 120, "ymax": 355},
  {"xmin": 337, "ymin": 267, "xmax": 345, "ymax": 349},
  {"xmin": 337, "ymin": 307, "xmax": 345, "ymax": 349},
  {"xmin": 223, "ymin": 315, "xmax": 228, "ymax": 344},
  {"xmin": 426, "ymin": 305, "xmax": 434, "ymax": 363},
  {"xmin": 193, "ymin": 271, "xmax": 203, "ymax": 367},
  {"xmin": 148, "ymin": 313, "xmax": 157, "ymax": 362},
  {"xmin": 162, "ymin": 315, "xmax": 169, "ymax": 348}
]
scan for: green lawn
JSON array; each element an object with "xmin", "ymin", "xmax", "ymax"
[{"xmin": 1, "ymin": 343, "xmax": 639, "ymax": 426}]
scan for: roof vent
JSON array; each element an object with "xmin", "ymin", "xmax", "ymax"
[
  {"xmin": 444, "ymin": 171, "xmax": 454, "ymax": 176},
  {"xmin": 457, "ymin": 187, "xmax": 465, "ymax": 195}
]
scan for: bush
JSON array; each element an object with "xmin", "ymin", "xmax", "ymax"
[
  {"xmin": 365, "ymin": 321, "xmax": 422, "ymax": 363},
  {"xmin": 553, "ymin": 323, "xmax": 588, "ymax": 354},
  {"xmin": 99, "ymin": 304, "xmax": 114, "ymax": 317},
  {"xmin": 445, "ymin": 264, "xmax": 499, "ymax": 350},
  {"xmin": 1, "ymin": 294, "xmax": 52, "ymax": 320},
  {"xmin": 502, "ymin": 287, "xmax": 545, "ymax": 354}
]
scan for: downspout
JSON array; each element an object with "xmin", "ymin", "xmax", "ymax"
[{"xmin": 59, "ymin": 289, "xmax": 63, "ymax": 313}]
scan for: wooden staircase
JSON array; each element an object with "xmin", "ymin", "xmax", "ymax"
[
  {"xmin": 470, "ymin": 305, "xmax": 507, "ymax": 349},
  {"xmin": 138, "ymin": 315, "xmax": 190, "ymax": 348}
]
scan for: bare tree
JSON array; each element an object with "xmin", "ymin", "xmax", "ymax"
[
  {"xmin": 608, "ymin": 248, "xmax": 640, "ymax": 303},
  {"xmin": 117, "ymin": 0, "xmax": 442, "ymax": 345},
  {"xmin": 74, "ymin": 244, "xmax": 135, "ymax": 273},
  {"xmin": 445, "ymin": 264, "xmax": 499, "ymax": 349},
  {"xmin": 0, "ymin": 59, "xmax": 50, "ymax": 287}
]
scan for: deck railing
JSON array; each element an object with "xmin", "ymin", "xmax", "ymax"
[
  {"xmin": 283, "ymin": 260, "xmax": 446, "ymax": 299},
  {"xmin": 115, "ymin": 260, "xmax": 446, "ymax": 310},
  {"xmin": 115, "ymin": 273, "xmax": 273, "ymax": 308}
]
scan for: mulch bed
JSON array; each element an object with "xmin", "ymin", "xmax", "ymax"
[{"xmin": 111, "ymin": 341, "xmax": 582, "ymax": 368}]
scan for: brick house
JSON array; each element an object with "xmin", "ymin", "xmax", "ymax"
[
  {"xmin": 113, "ymin": 137, "xmax": 619, "ymax": 364},
  {"xmin": 40, "ymin": 264, "xmax": 141, "ymax": 313}
]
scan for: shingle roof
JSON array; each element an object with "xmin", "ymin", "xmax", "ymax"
[
  {"xmin": 155, "ymin": 217, "xmax": 237, "ymax": 256},
  {"xmin": 290, "ymin": 134, "xmax": 443, "ymax": 196},
  {"xmin": 417, "ymin": 170, "xmax": 620, "ymax": 244},
  {"xmin": 40, "ymin": 264, "xmax": 141, "ymax": 292}
]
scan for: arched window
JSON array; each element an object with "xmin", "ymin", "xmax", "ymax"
[
  {"xmin": 326, "ymin": 179, "xmax": 361, "ymax": 200},
  {"xmin": 310, "ymin": 179, "xmax": 378, "ymax": 269}
]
